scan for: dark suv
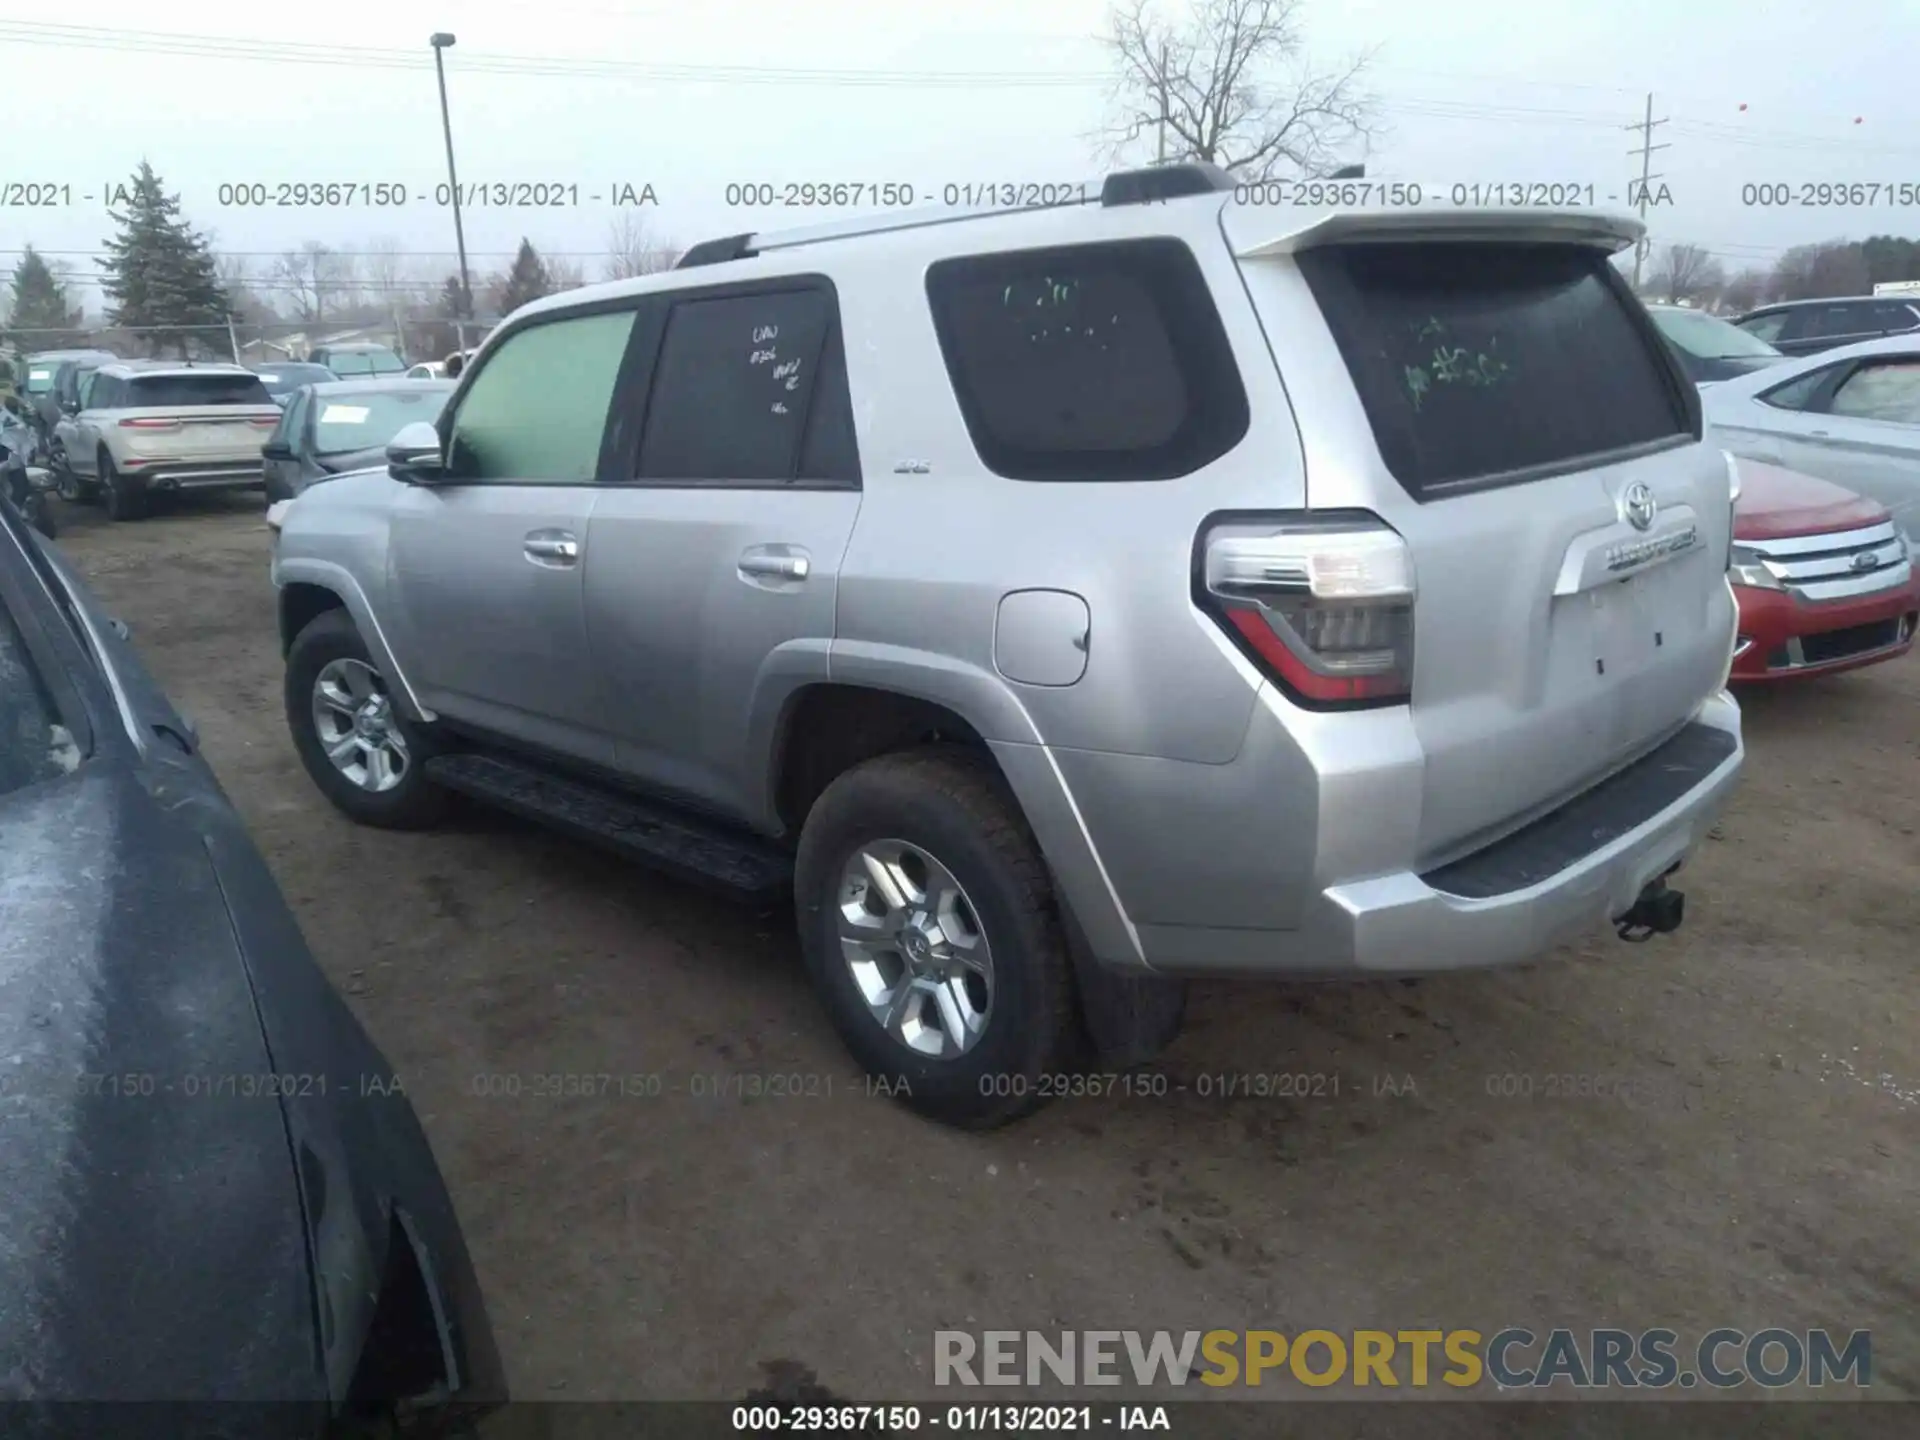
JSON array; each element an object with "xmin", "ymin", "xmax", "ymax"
[{"xmin": 1734, "ymin": 296, "xmax": 1920, "ymax": 357}]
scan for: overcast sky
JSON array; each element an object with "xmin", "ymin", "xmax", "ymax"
[{"xmin": 2, "ymin": 0, "xmax": 1915, "ymax": 309}]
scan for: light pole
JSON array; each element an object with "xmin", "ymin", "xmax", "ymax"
[{"xmin": 430, "ymin": 32, "xmax": 472, "ymax": 349}]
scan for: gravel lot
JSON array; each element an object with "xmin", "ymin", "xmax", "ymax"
[{"xmin": 55, "ymin": 494, "xmax": 1920, "ymax": 1418}]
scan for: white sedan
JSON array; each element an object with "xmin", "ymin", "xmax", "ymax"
[{"xmin": 1703, "ymin": 333, "xmax": 1920, "ymax": 540}]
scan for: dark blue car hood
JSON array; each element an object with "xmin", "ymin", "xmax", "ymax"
[{"xmin": 0, "ymin": 762, "xmax": 320, "ymax": 1403}]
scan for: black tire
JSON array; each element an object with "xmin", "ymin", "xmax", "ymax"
[
  {"xmin": 51, "ymin": 443, "xmax": 89, "ymax": 503},
  {"xmin": 99, "ymin": 451, "xmax": 148, "ymax": 521},
  {"xmin": 285, "ymin": 608, "xmax": 448, "ymax": 829},
  {"xmin": 794, "ymin": 746, "xmax": 1077, "ymax": 1129}
]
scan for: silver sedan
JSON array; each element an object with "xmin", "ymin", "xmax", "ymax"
[{"xmin": 1702, "ymin": 333, "xmax": 1920, "ymax": 539}]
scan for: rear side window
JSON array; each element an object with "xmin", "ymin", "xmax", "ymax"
[
  {"xmin": 125, "ymin": 373, "xmax": 272, "ymax": 407},
  {"xmin": 925, "ymin": 239, "xmax": 1249, "ymax": 482},
  {"xmin": 636, "ymin": 288, "xmax": 841, "ymax": 483},
  {"xmin": 1827, "ymin": 358, "xmax": 1920, "ymax": 424},
  {"xmin": 1798, "ymin": 304, "xmax": 1871, "ymax": 341},
  {"xmin": 448, "ymin": 309, "xmax": 636, "ymax": 482},
  {"xmin": 1759, "ymin": 366, "xmax": 1835, "ymax": 412},
  {"xmin": 1300, "ymin": 242, "xmax": 1690, "ymax": 496}
]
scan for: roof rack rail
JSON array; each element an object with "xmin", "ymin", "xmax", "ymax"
[
  {"xmin": 1100, "ymin": 162, "xmax": 1237, "ymax": 206},
  {"xmin": 676, "ymin": 233, "xmax": 758, "ymax": 269}
]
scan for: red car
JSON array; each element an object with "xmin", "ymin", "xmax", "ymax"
[{"xmin": 1728, "ymin": 460, "xmax": 1919, "ymax": 682}]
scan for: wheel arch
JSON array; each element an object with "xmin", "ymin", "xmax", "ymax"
[{"xmin": 275, "ymin": 559, "xmax": 432, "ymax": 722}]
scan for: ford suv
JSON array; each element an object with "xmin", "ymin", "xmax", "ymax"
[
  {"xmin": 270, "ymin": 165, "xmax": 1746, "ymax": 1127},
  {"xmin": 57, "ymin": 360, "xmax": 282, "ymax": 520}
]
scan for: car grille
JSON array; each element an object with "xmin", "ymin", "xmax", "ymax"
[{"xmin": 1738, "ymin": 520, "xmax": 1910, "ymax": 602}]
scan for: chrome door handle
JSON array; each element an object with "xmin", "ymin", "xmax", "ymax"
[
  {"xmin": 738, "ymin": 551, "xmax": 810, "ymax": 580},
  {"xmin": 523, "ymin": 531, "xmax": 579, "ymax": 564}
]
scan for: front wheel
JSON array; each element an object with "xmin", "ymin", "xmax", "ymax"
[
  {"xmin": 794, "ymin": 747, "xmax": 1077, "ymax": 1129},
  {"xmin": 285, "ymin": 608, "xmax": 448, "ymax": 829}
]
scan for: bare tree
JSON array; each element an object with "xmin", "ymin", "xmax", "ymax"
[
  {"xmin": 1103, "ymin": 0, "xmax": 1376, "ymax": 178},
  {"xmin": 1646, "ymin": 243, "xmax": 1725, "ymax": 306},
  {"xmin": 1718, "ymin": 268, "xmax": 1769, "ymax": 316},
  {"xmin": 548, "ymin": 255, "xmax": 588, "ymax": 292},
  {"xmin": 363, "ymin": 237, "xmax": 416, "ymax": 306},
  {"xmin": 603, "ymin": 212, "xmax": 679, "ymax": 281},
  {"xmin": 1768, "ymin": 241, "xmax": 1870, "ymax": 302},
  {"xmin": 271, "ymin": 242, "xmax": 349, "ymax": 329}
]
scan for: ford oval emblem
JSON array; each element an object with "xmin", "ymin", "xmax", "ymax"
[
  {"xmin": 1620, "ymin": 482, "xmax": 1657, "ymax": 532},
  {"xmin": 1850, "ymin": 549, "xmax": 1881, "ymax": 573}
]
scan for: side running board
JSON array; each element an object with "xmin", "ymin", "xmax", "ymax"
[{"xmin": 422, "ymin": 752, "xmax": 793, "ymax": 904}]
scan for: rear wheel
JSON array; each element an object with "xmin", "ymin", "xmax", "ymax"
[
  {"xmin": 286, "ymin": 609, "xmax": 448, "ymax": 829},
  {"xmin": 794, "ymin": 747, "xmax": 1077, "ymax": 1128},
  {"xmin": 99, "ymin": 451, "xmax": 148, "ymax": 522}
]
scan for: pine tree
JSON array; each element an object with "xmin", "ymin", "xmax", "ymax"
[
  {"xmin": 4, "ymin": 246, "xmax": 83, "ymax": 349},
  {"xmin": 497, "ymin": 239, "xmax": 553, "ymax": 315},
  {"xmin": 98, "ymin": 160, "xmax": 231, "ymax": 357}
]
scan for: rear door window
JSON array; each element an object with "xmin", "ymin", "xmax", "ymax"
[
  {"xmin": 1826, "ymin": 359, "xmax": 1920, "ymax": 425},
  {"xmin": 925, "ymin": 239, "xmax": 1249, "ymax": 481},
  {"xmin": 635, "ymin": 288, "xmax": 835, "ymax": 483},
  {"xmin": 1299, "ymin": 241, "xmax": 1690, "ymax": 496},
  {"xmin": 125, "ymin": 373, "xmax": 273, "ymax": 407}
]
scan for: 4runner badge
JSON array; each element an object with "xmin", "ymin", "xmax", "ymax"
[{"xmin": 1619, "ymin": 482, "xmax": 1657, "ymax": 531}]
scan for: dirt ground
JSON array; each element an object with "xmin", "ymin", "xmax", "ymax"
[{"xmin": 55, "ymin": 494, "xmax": 1920, "ymax": 1414}]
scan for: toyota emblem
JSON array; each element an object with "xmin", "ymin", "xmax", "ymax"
[{"xmin": 1620, "ymin": 482, "xmax": 1657, "ymax": 532}]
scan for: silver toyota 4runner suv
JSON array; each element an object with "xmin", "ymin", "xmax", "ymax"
[{"xmin": 271, "ymin": 164, "xmax": 1745, "ymax": 1128}]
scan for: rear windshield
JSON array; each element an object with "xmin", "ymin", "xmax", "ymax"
[
  {"xmin": 1299, "ymin": 242, "xmax": 1691, "ymax": 495},
  {"xmin": 125, "ymin": 373, "xmax": 274, "ymax": 407},
  {"xmin": 314, "ymin": 385, "xmax": 454, "ymax": 455},
  {"xmin": 323, "ymin": 349, "xmax": 405, "ymax": 377},
  {"xmin": 254, "ymin": 364, "xmax": 335, "ymax": 395},
  {"xmin": 24, "ymin": 367, "xmax": 56, "ymax": 394}
]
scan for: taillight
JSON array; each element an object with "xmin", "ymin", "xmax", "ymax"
[
  {"xmin": 119, "ymin": 417, "xmax": 181, "ymax": 429},
  {"xmin": 250, "ymin": 416, "xmax": 280, "ymax": 428},
  {"xmin": 1198, "ymin": 513, "xmax": 1416, "ymax": 707}
]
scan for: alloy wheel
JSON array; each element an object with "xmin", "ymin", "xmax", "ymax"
[
  {"xmin": 311, "ymin": 657, "xmax": 410, "ymax": 792},
  {"xmin": 836, "ymin": 839, "xmax": 995, "ymax": 1058}
]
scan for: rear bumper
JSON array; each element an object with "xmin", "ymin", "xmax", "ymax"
[
  {"xmin": 1014, "ymin": 690, "xmax": 1744, "ymax": 980},
  {"xmin": 119, "ymin": 459, "xmax": 266, "ymax": 492},
  {"xmin": 1728, "ymin": 576, "xmax": 1920, "ymax": 682}
]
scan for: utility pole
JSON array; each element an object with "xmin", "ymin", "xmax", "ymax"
[
  {"xmin": 1626, "ymin": 92, "xmax": 1669, "ymax": 290},
  {"xmin": 430, "ymin": 33, "xmax": 473, "ymax": 336},
  {"xmin": 1156, "ymin": 42, "xmax": 1169, "ymax": 163}
]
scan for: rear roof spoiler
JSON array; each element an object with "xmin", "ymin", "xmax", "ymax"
[{"xmin": 1235, "ymin": 207, "xmax": 1644, "ymax": 260}]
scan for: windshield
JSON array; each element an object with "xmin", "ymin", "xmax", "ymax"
[
  {"xmin": 0, "ymin": 601, "xmax": 79, "ymax": 797},
  {"xmin": 1650, "ymin": 307, "xmax": 1783, "ymax": 359},
  {"xmin": 314, "ymin": 385, "xmax": 454, "ymax": 455},
  {"xmin": 125, "ymin": 373, "xmax": 275, "ymax": 407},
  {"xmin": 254, "ymin": 364, "xmax": 335, "ymax": 396},
  {"xmin": 323, "ymin": 349, "xmax": 406, "ymax": 377}
]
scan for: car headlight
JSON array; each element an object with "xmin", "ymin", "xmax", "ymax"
[{"xmin": 1728, "ymin": 544, "xmax": 1783, "ymax": 591}]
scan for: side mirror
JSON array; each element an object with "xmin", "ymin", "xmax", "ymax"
[
  {"xmin": 260, "ymin": 441, "xmax": 295, "ymax": 461},
  {"xmin": 387, "ymin": 421, "xmax": 447, "ymax": 483}
]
